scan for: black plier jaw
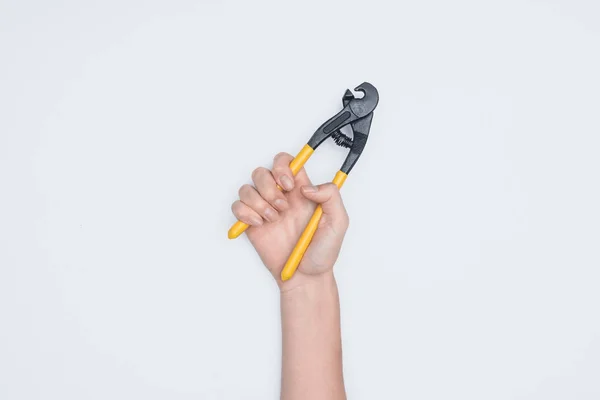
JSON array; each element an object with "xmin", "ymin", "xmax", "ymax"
[{"xmin": 306, "ymin": 82, "xmax": 379, "ymax": 174}]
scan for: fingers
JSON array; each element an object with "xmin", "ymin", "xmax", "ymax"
[
  {"xmin": 231, "ymin": 151, "xmax": 312, "ymax": 228},
  {"xmin": 251, "ymin": 167, "xmax": 289, "ymax": 212},
  {"xmin": 238, "ymin": 183, "xmax": 279, "ymax": 223},
  {"xmin": 272, "ymin": 152, "xmax": 295, "ymax": 191},
  {"xmin": 231, "ymin": 200, "xmax": 263, "ymax": 226},
  {"xmin": 300, "ymin": 183, "xmax": 349, "ymax": 231},
  {"xmin": 273, "ymin": 151, "xmax": 312, "ymax": 188}
]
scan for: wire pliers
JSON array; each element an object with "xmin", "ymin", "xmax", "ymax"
[{"xmin": 228, "ymin": 82, "xmax": 379, "ymax": 281}]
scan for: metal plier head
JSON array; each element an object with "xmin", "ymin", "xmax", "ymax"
[{"xmin": 307, "ymin": 82, "xmax": 379, "ymax": 174}]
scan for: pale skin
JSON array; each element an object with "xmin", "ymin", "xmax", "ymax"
[{"xmin": 231, "ymin": 152, "xmax": 349, "ymax": 400}]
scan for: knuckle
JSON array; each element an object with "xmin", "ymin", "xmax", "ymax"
[
  {"xmin": 263, "ymin": 190, "xmax": 278, "ymax": 202},
  {"xmin": 231, "ymin": 201, "xmax": 243, "ymax": 215},
  {"xmin": 251, "ymin": 167, "xmax": 269, "ymax": 180},
  {"xmin": 324, "ymin": 183, "xmax": 340, "ymax": 194},
  {"xmin": 238, "ymin": 184, "xmax": 254, "ymax": 198},
  {"xmin": 272, "ymin": 164, "xmax": 289, "ymax": 175},
  {"xmin": 274, "ymin": 152, "xmax": 292, "ymax": 161}
]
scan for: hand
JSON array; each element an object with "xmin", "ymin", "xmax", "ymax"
[{"xmin": 231, "ymin": 152, "xmax": 349, "ymax": 290}]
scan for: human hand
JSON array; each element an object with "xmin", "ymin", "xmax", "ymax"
[{"xmin": 231, "ymin": 152, "xmax": 349, "ymax": 291}]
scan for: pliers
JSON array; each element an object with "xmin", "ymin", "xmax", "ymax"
[{"xmin": 228, "ymin": 82, "xmax": 379, "ymax": 281}]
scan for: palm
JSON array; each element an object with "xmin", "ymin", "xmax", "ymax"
[{"xmin": 246, "ymin": 170, "xmax": 315, "ymax": 278}]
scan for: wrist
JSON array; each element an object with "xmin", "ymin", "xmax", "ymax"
[{"xmin": 279, "ymin": 270, "xmax": 337, "ymax": 295}]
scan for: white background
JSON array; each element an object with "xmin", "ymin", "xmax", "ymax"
[{"xmin": 1, "ymin": 0, "xmax": 599, "ymax": 399}]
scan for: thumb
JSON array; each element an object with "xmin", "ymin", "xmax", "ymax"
[
  {"xmin": 298, "ymin": 183, "xmax": 349, "ymax": 274},
  {"xmin": 300, "ymin": 183, "xmax": 349, "ymax": 229}
]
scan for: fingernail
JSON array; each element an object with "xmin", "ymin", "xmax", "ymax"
[
  {"xmin": 280, "ymin": 175, "xmax": 294, "ymax": 191},
  {"xmin": 302, "ymin": 185, "xmax": 318, "ymax": 193},
  {"xmin": 274, "ymin": 198, "xmax": 287, "ymax": 210},
  {"xmin": 264, "ymin": 207, "xmax": 278, "ymax": 221},
  {"xmin": 250, "ymin": 216, "xmax": 263, "ymax": 226}
]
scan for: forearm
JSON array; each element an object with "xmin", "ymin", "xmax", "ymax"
[{"xmin": 280, "ymin": 272, "xmax": 346, "ymax": 400}]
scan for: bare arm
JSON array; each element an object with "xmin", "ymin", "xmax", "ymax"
[
  {"xmin": 281, "ymin": 272, "xmax": 345, "ymax": 400},
  {"xmin": 231, "ymin": 152, "xmax": 349, "ymax": 399}
]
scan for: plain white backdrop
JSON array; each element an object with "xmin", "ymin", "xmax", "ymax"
[{"xmin": 1, "ymin": 0, "xmax": 599, "ymax": 399}]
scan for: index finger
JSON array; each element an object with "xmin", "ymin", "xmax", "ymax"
[{"xmin": 272, "ymin": 152, "xmax": 295, "ymax": 191}]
